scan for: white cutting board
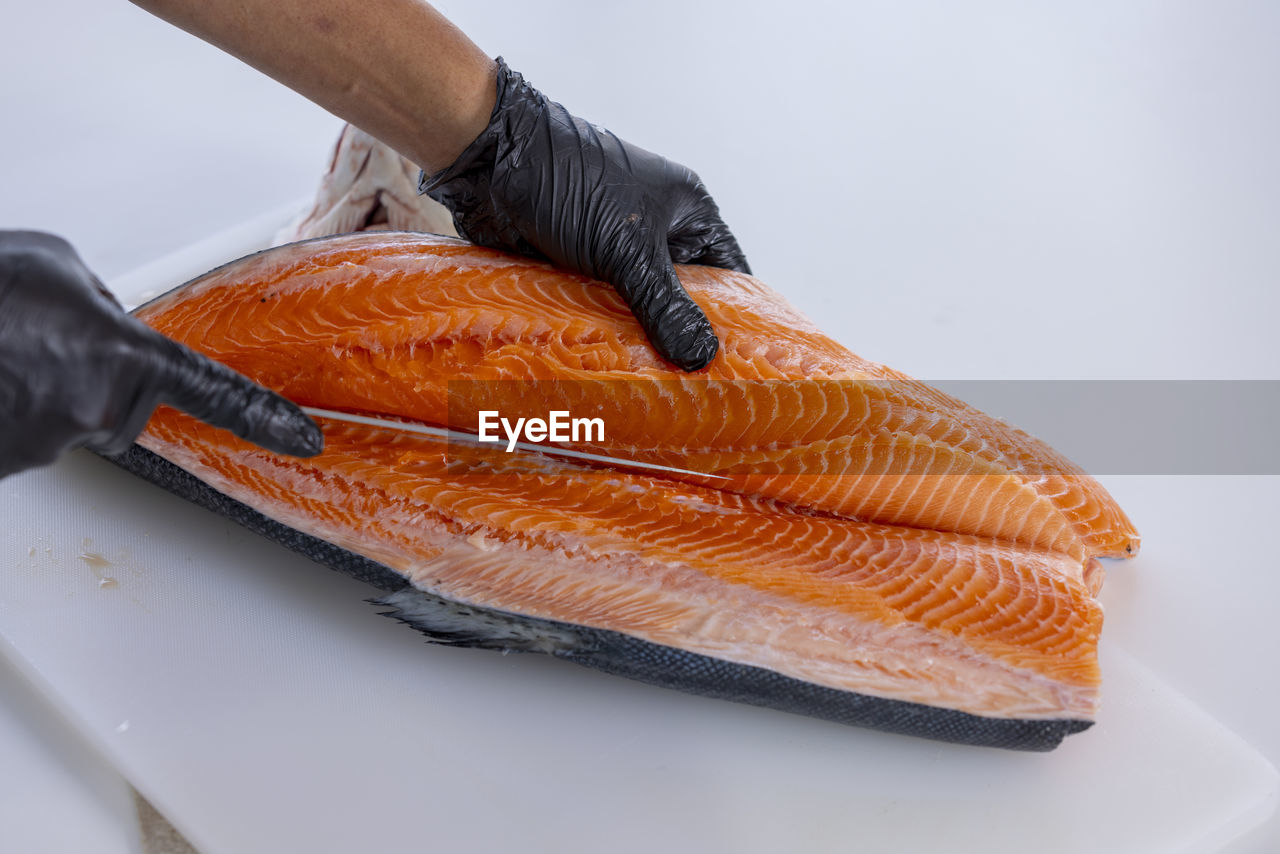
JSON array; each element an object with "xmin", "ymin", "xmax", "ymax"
[{"xmin": 1, "ymin": 214, "xmax": 1276, "ymax": 854}]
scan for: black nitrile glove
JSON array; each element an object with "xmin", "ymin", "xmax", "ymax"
[
  {"xmin": 420, "ymin": 58, "xmax": 750, "ymax": 372},
  {"xmin": 0, "ymin": 231, "xmax": 323, "ymax": 479}
]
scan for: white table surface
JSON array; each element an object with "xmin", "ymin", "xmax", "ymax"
[{"xmin": 2, "ymin": 2, "xmax": 1277, "ymax": 851}]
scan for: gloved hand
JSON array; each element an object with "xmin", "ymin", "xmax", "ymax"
[
  {"xmin": 420, "ymin": 58, "xmax": 750, "ymax": 372},
  {"xmin": 0, "ymin": 231, "xmax": 323, "ymax": 479}
]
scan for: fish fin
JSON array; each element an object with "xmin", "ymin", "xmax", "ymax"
[{"xmin": 371, "ymin": 586, "xmax": 585, "ymax": 654}]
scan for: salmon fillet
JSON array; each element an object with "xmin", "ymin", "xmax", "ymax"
[
  {"xmin": 141, "ymin": 232, "xmax": 1138, "ymax": 560},
  {"xmin": 115, "ymin": 231, "xmax": 1138, "ymax": 750}
]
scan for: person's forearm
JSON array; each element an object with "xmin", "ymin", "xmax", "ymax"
[{"xmin": 130, "ymin": 0, "xmax": 496, "ymax": 173}]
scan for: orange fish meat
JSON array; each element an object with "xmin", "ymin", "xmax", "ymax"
[{"xmin": 112, "ymin": 231, "xmax": 1138, "ymax": 750}]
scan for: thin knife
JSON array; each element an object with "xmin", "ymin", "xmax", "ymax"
[{"xmin": 301, "ymin": 406, "xmax": 727, "ymax": 480}]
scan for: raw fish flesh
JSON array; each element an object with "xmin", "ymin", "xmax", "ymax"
[{"xmin": 111, "ymin": 231, "xmax": 1138, "ymax": 750}]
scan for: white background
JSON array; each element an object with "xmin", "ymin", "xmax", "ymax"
[{"xmin": 1, "ymin": 1, "xmax": 1277, "ymax": 851}]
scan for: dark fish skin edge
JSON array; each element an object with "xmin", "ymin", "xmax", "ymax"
[{"xmin": 100, "ymin": 444, "xmax": 1093, "ymax": 752}]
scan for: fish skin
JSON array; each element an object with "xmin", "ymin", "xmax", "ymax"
[
  {"xmin": 273, "ymin": 124, "xmax": 458, "ymax": 245},
  {"xmin": 104, "ymin": 443, "xmax": 1091, "ymax": 751},
  {"xmin": 134, "ymin": 232, "xmax": 1139, "ymax": 564}
]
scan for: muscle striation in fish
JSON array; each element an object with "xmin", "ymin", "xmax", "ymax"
[{"xmin": 112, "ymin": 231, "xmax": 1139, "ymax": 750}]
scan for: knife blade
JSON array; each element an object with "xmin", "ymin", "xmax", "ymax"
[{"xmin": 300, "ymin": 406, "xmax": 727, "ymax": 480}]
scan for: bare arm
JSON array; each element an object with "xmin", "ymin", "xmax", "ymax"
[
  {"xmin": 130, "ymin": 0, "xmax": 496, "ymax": 173},
  {"xmin": 131, "ymin": 0, "xmax": 749, "ymax": 371}
]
